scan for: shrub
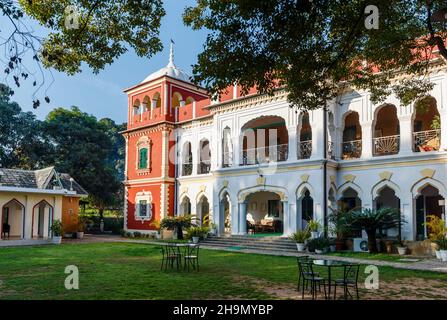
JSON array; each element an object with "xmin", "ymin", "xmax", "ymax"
[
  {"xmin": 307, "ymin": 237, "xmax": 330, "ymax": 251},
  {"xmin": 187, "ymin": 226, "xmax": 205, "ymax": 239},
  {"xmin": 347, "ymin": 207, "xmax": 404, "ymax": 253},
  {"xmin": 289, "ymin": 230, "xmax": 310, "ymax": 243},
  {"xmin": 306, "ymin": 220, "xmax": 321, "ymax": 232},
  {"xmin": 160, "ymin": 215, "xmax": 192, "ymax": 240},
  {"xmin": 51, "ymin": 220, "xmax": 63, "ymax": 237},
  {"xmin": 133, "ymin": 231, "xmax": 142, "ymax": 238}
]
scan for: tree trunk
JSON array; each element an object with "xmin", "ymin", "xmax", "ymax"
[
  {"xmin": 176, "ymin": 226, "xmax": 184, "ymax": 240},
  {"xmin": 366, "ymin": 229, "xmax": 378, "ymax": 253},
  {"xmin": 99, "ymin": 207, "xmax": 104, "ymax": 220}
]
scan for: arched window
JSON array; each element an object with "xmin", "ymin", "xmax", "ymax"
[
  {"xmin": 198, "ymin": 139, "xmax": 211, "ymax": 174},
  {"xmin": 373, "ymin": 104, "xmax": 400, "ymax": 156},
  {"xmin": 136, "ymin": 137, "xmax": 151, "ymax": 171},
  {"xmin": 172, "ymin": 92, "xmax": 183, "ymax": 108},
  {"xmin": 182, "ymin": 142, "xmax": 193, "ymax": 176},
  {"xmin": 298, "ymin": 112, "xmax": 312, "ymax": 159},
  {"xmin": 139, "ymin": 148, "xmax": 148, "ymax": 169},
  {"xmin": 135, "ymin": 191, "xmax": 153, "ymax": 221},
  {"xmin": 413, "ymin": 96, "xmax": 441, "ymax": 152},
  {"xmin": 133, "ymin": 99, "xmax": 141, "ymax": 117},
  {"xmin": 152, "ymin": 92, "xmax": 161, "ymax": 109},
  {"xmin": 342, "ymin": 111, "xmax": 362, "ymax": 159}
]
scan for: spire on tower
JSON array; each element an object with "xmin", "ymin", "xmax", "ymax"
[{"xmin": 167, "ymin": 39, "xmax": 175, "ymax": 68}]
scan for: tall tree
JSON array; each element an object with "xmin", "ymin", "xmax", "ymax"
[
  {"xmin": 44, "ymin": 107, "xmax": 121, "ymax": 218},
  {"xmin": 1, "ymin": 0, "xmax": 165, "ymax": 105},
  {"xmin": 184, "ymin": 0, "xmax": 447, "ymax": 110},
  {"xmin": 0, "ymin": 84, "xmax": 52, "ymax": 168}
]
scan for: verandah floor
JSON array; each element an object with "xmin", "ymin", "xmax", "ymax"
[{"xmin": 0, "ymin": 242, "xmax": 446, "ymax": 300}]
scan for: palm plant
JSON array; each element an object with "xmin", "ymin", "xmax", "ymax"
[
  {"xmin": 160, "ymin": 215, "xmax": 192, "ymax": 240},
  {"xmin": 347, "ymin": 207, "xmax": 404, "ymax": 253}
]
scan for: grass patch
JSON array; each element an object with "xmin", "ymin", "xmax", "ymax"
[
  {"xmin": 0, "ymin": 242, "xmax": 445, "ymax": 300},
  {"xmin": 326, "ymin": 251, "xmax": 421, "ymax": 262}
]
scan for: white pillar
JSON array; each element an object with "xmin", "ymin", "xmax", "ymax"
[
  {"xmin": 231, "ymin": 204, "xmax": 238, "ymax": 235},
  {"xmin": 289, "ymin": 203, "xmax": 297, "ymax": 234},
  {"xmin": 398, "ymin": 115, "xmax": 413, "ymax": 155},
  {"xmin": 282, "ymin": 201, "xmax": 290, "ymax": 236},
  {"xmin": 361, "ymin": 121, "xmax": 373, "ymax": 158},
  {"xmin": 233, "ymin": 136, "xmax": 240, "ymax": 167},
  {"xmin": 439, "ymin": 108, "xmax": 447, "ymax": 151},
  {"xmin": 287, "ymin": 126, "xmax": 297, "ymax": 162},
  {"xmin": 238, "ymin": 202, "xmax": 247, "ymax": 235},
  {"xmin": 311, "ymin": 111, "xmax": 324, "ymax": 159}
]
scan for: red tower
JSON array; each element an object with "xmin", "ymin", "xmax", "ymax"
[{"xmin": 122, "ymin": 43, "xmax": 210, "ymax": 233}]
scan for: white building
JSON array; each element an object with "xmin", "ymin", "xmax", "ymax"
[{"xmin": 124, "ymin": 46, "xmax": 447, "ymax": 242}]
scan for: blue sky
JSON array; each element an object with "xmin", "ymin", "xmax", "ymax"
[{"xmin": 10, "ymin": 0, "xmax": 208, "ymax": 124}]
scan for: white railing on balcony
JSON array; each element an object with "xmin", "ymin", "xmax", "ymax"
[
  {"xmin": 373, "ymin": 135, "xmax": 400, "ymax": 156},
  {"xmin": 297, "ymin": 140, "xmax": 312, "ymax": 159},
  {"xmin": 413, "ymin": 129, "xmax": 441, "ymax": 152},
  {"xmin": 342, "ymin": 140, "xmax": 362, "ymax": 159},
  {"xmin": 182, "ymin": 162, "xmax": 193, "ymax": 176},
  {"xmin": 222, "ymin": 151, "xmax": 233, "ymax": 168},
  {"xmin": 241, "ymin": 144, "xmax": 288, "ymax": 165}
]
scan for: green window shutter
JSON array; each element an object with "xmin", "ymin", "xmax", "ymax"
[{"xmin": 139, "ymin": 148, "xmax": 148, "ymax": 169}]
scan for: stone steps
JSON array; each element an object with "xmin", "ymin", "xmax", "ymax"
[{"xmin": 201, "ymin": 236, "xmax": 298, "ymax": 253}]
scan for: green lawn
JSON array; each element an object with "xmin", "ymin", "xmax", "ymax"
[
  {"xmin": 0, "ymin": 242, "xmax": 446, "ymax": 300},
  {"xmin": 325, "ymin": 251, "xmax": 420, "ymax": 262}
]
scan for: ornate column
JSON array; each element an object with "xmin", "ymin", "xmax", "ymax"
[
  {"xmin": 360, "ymin": 121, "xmax": 373, "ymax": 158},
  {"xmin": 282, "ymin": 200, "xmax": 290, "ymax": 236},
  {"xmin": 439, "ymin": 108, "xmax": 447, "ymax": 151},
  {"xmin": 238, "ymin": 202, "xmax": 247, "ymax": 235},
  {"xmin": 231, "ymin": 204, "xmax": 239, "ymax": 235},
  {"xmin": 287, "ymin": 126, "xmax": 297, "ymax": 162},
  {"xmin": 398, "ymin": 114, "xmax": 413, "ymax": 155}
]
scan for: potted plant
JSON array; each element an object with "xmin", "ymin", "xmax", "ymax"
[
  {"xmin": 209, "ymin": 223, "xmax": 218, "ymax": 236},
  {"xmin": 436, "ymin": 238, "xmax": 447, "ymax": 262},
  {"xmin": 77, "ymin": 215, "xmax": 91, "ymax": 239},
  {"xmin": 424, "ymin": 215, "xmax": 447, "ymax": 259},
  {"xmin": 396, "ymin": 237, "xmax": 407, "ymax": 255},
  {"xmin": 290, "ymin": 230, "xmax": 310, "ymax": 252},
  {"xmin": 51, "ymin": 219, "xmax": 63, "ymax": 245},
  {"xmin": 160, "ymin": 215, "xmax": 192, "ymax": 240},
  {"xmin": 307, "ymin": 220, "xmax": 321, "ymax": 239},
  {"xmin": 347, "ymin": 207, "xmax": 405, "ymax": 253},
  {"xmin": 328, "ymin": 208, "xmax": 351, "ymax": 251},
  {"xmin": 201, "ymin": 226, "xmax": 210, "ymax": 239},
  {"xmin": 150, "ymin": 219, "xmax": 161, "ymax": 239},
  {"xmin": 311, "ymin": 237, "xmax": 330, "ymax": 254},
  {"xmin": 328, "ymin": 238, "xmax": 336, "ymax": 252},
  {"xmin": 187, "ymin": 226, "xmax": 203, "ymax": 244}
]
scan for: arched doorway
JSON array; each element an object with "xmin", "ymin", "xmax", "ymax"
[
  {"xmin": 374, "ymin": 186, "xmax": 401, "ymax": 238},
  {"xmin": 413, "ymin": 96, "xmax": 441, "ymax": 152},
  {"xmin": 373, "ymin": 104, "xmax": 400, "ymax": 156},
  {"xmin": 415, "ymin": 185, "xmax": 445, "ymax": 240},
  {"xmin": 219, "ymin": 192, "xmax": 232, "ymax": 234},
  {"xmin": 1, "ymin": 199, "xmax": 25, "ymax": 239},
  {"xmin": 241, "ymin": 116, "xmax": 288, "ymax": 165},
  {"xmin": 339, "ymin": 187, "xmax": 362, "ymax": 212},
  {"xmin": 299, "ymin": 189, "xmax": 314, "ymax": 231},
  {"xmin": 182, "ymin": 141, "xmax": 193, "ymax": 176},
  {"xmin": 342, "ymin": 111, "xmax": 362, "ymax": 159},
  {"xmin": 179, "ymin": 196, "xmax": 191, "ymax": 216},
  {"xmin": 198, "ymin": 139, "xmax": 211, "ymax": 174},
  {"xmin": 197, "ymin": 195, "xmax": 210, "ymax": 226},
  {"xmin": 32, "ymin": 201, "xmax": 54, "ymax": 239},
  {"xmin": 297, "ymin": 112, "xmax": 312, "ymax": 159},
  {"xmin": 245, "ymin": 191, "xmax": 284, "ymax": 234}
]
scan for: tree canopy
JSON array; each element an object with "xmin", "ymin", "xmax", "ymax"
[
  {"xmin": 184, "ymin": 0, "xmax": 447, "ymax": 110},
  {"xmin": 1, "ymin": 0, "xmax": 165, "ymax": 105},
  {"xmin": 0, "ymin": 86, "xmax": 125, "ymax": 216}
]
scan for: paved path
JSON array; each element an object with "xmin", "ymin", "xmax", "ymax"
[{"xmin": 65, "ymin": 234, "xmax": 447, "ymax": 274}]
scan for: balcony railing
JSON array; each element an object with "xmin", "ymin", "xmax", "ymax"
[
  {"xmin": 373, "ymin": 135, "xmax": 400, "ymax": 156},
  {"xmin": 342, "ymin": 140, "xmax": 362, "ymax": 159},
  {"xmin": 222, "ymin": 151, "xmax": 233, "ymax": 168},
  {"xmin": 298, "ymin": 140, "xmax": 312, "ymax": 159},
  {"xmin": 413, "ymin": 129, "xmax": 440, "ymax": 152},
  {"xmin": 182, "ymin": 163, "xmax": 193, "ymax": 176},
  {"xmin": 198, "ymin": 160, "xmax": 211, "ymax": 174},
  {"xmin": 241, "ymin": 144, "xmax": 288, "ymax": 165}
]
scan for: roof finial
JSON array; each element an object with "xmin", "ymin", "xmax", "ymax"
[{"xmin": 168, "ymin": 39, "xmax": 175, "ymax": 68}]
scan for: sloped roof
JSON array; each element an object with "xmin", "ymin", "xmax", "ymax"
[{"xmin": 0, "ymin": 167, "xmax": 88, "ymax": 196}]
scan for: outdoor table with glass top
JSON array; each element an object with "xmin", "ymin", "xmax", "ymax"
[{"xmin": 312, "ymin": 259, "xmax": 357, "ymax": 300}]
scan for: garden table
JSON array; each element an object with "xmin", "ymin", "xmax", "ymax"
[{"xmin": 312, "ymin": 259, "xmax": 357, "ymax": 300}]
